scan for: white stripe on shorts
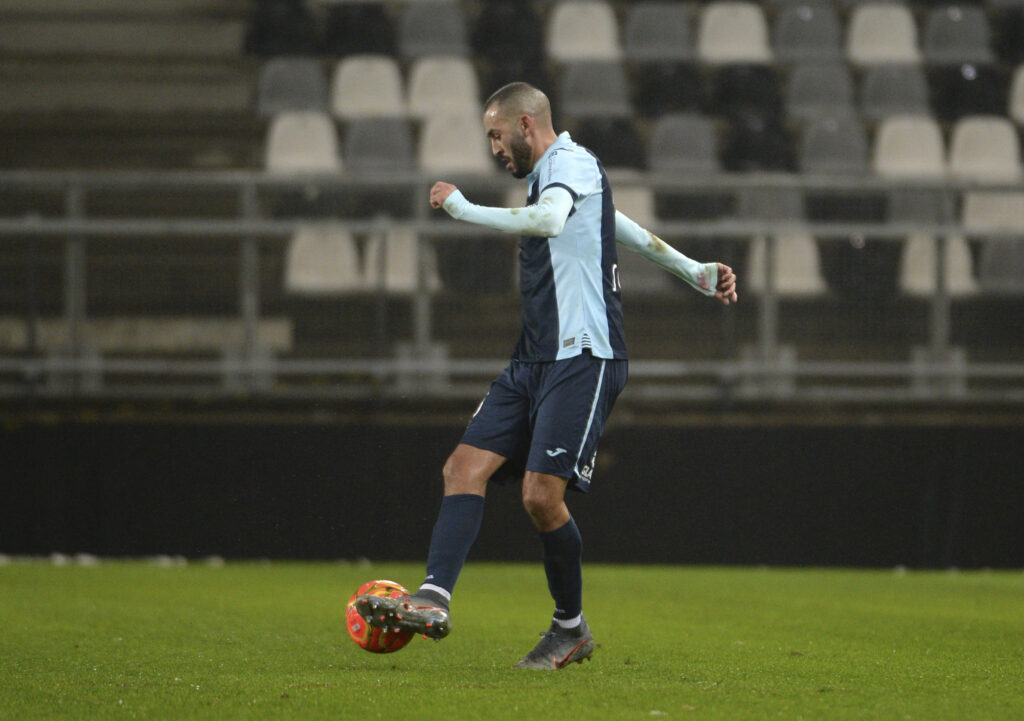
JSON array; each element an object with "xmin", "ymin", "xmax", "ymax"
[{"xmin": 572, "ymin": 359, "xmax": 606, "ymax": 478}]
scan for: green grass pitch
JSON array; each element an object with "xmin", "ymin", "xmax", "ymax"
[{"xmin": 2, "ymin": 560, "xmax": 1022, "ymax": 720}]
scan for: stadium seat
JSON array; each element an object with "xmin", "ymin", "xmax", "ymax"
[
  {"xmin": 1010, "ymin": 64, "xmax": 1024, "ymax": 125},
  {"xmin": 623, "ymin": 2, "xmax": 694, "ymax": 62},
  {"xmin": 948, "ymin": 115, "xmax": 1023, "ymax": 180},
  {"xmin": 772, "ymin": 1, "xmax": 843, "ymax": 63},
  {"xmin": 418, "ymin": 112, "xmax": 492, "ymax": 173},
  {"xmin": 284, "ymin": 224, "xmax": 363, "ymax": 295},
  {"xmin": 846, "ymin": 2, "xmax": 920, "ymax": 65},
  {"xmin": 785, "ymin": 63, "xmax": 855, "ymax": 122},
  {"xmin": 338, "ymin": 117, "xmax": 415, "ymax": 218},
  {"xmin": 720, "ymin": 111, "xmax": 794, "ymax": 171},
  {"xmin": 630, "ymin": 61, "xmax": 707, "ymax": 117},
  {"xmin": 472, "ymin": 0, "xmax": 545, "ymax": 91},
  {"xmin": 330, "ymin": 55, "xmax": 405, "ymax": 120},
  {"xmin": 899, "ymin": 234, "xmax": 978, "ymax": 297},
  {"xmin": 397, "ymin": 1, "xmax": 468, "ymax": 60},
  {"xmin": 708, "ymin": 64, "xmax": 783, "ymax": 119},
  {"xmin": 342, "ymin": 118, "xmax": 414, "ymax": 173},
  {"xmin": 363, "ymin": 227, "xmax": 442, "ymax": 294},
  {"xmin": 647, "ymin": 113, "xmax": 719, "ymax": 173},
  {"xmin": 257, "ymin": 57, "xmax": 327, "ymax": 119},
  {"xmin": 963, "ymin": 191, "xmax": 1024, "ymax": 295},
  {"xmin": 247, "ymin": 0, "xmax": 319, "ymax": 56},
  {"xmin": 697, "ymin": 1, "xmax": 773, "ymax": 64},
  {"xmin": 646, "ymin": 113, "xmax": 733, "ymax": 223},
  {"xmin": 559, "ymin": 61, "xmax": 633, "ymax": 119},
  {"xmin": 872, "ymin": 115, "xmax": 946, "ymax": 178},
  {"xmin": 546, "ymin": 0, "xmax": 622, "ymax": 62},
  {"xmin": 407, "ymin": 56, "xmax": 480, "ymax": 119},
  {"xmin": 859, "ymin": 65, "xmax": 931, "ymax": 122},
  {"xmin": 922, "ymin": 5, "xmax": 994, "ymax": 65},
  {"xmin": 610, "ymin": 186, "xmax": 674, "ymax": 294},
  {"xmin": 977, "ymin": 239, "xmax": 1024, "ymax": 294},
  {"xmin": 321, "ymin": 2, "xmax": 396, "ymax": 56},
  {"xmin": 798, "ymin": 115, "xmax": 869, "ymax": 173},
  {"xmin": 568, "ymin": 118, "xmax": 644, "ymax": 169},
  {"xmin": 265, "ymin": 110, "xmax": 341, "ymax": 173},
  {"xmin": 928, "ymin": 63, "xmax": 1007, "ymax": 122},
  {"xmin": 990, "ymin": 4, "xmax": 1024, "ymax": 65},
  {"xmin": 746, "ymin": 233, "xmax": 828, "ymax": 297}
]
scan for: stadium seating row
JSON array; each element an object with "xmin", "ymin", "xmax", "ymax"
[
  {"xmin": 249, "ymin": 0, "xmax": 1024, "ymax": 69},
  {"xmin": 257, "ymin": 52, "xmax": 1024, "ymax": 158},
  {"xmin": 283, "ymin": 192, "xmax": 1024, "ymax": 299},
  {"xmin": 263, "ymin": 108, "xmax": 1024, "ymax": 180}
]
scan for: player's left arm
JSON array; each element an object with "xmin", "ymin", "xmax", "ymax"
[
  {"xmin": 429, "ymin": 181, "xmax": 573, "ymax": 238},
  {"xmin": 614, "ymin": 210, "xmax": 738, "ymax": 305}
]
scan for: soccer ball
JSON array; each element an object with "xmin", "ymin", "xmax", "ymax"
[{"xmin": 345, "ymin": 579, "xmax": 415, "ymax": 653}]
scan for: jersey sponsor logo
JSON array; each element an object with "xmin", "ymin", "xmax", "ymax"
[{"xmin": 546, "ymin": 447, "xmax": 568, "ymax": 457}]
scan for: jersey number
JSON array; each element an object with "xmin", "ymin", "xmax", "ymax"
[{"xmin": 610, "ymin": 263, "xmax": 621, "ymax": 293}]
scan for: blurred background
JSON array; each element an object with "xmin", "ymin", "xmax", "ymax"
[{"xmin": 1, "ymin": 0, "xmax": 1022, "ymax": 568}]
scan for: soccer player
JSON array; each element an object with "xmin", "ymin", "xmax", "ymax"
[{"xmin": 357, "ymin": 83, "xmax": 737, "ymax": 669}]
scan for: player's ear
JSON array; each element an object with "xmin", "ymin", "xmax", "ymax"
[{"xmin": 518, "ymin": 114, "xmax": 533, "ymax": 135}]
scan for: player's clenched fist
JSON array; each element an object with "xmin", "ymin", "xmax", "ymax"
[
  {"xmin": 715, "ymin": 263, "xmax": 738, "ymax": 305},
  {"xmin": 430, "ymin": 182, "xmax": 458, "ymax": 209}
]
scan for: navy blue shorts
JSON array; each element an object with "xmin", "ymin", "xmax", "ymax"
[{"xmin": 460, "ymin": 351, "xmax": 628, "ymax": 493}]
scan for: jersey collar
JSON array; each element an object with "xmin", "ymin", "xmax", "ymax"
[{"xmin": 526, "ymin": 131, "xmax": 573, "ymax": 185}]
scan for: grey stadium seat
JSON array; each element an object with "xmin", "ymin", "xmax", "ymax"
[
  {"xmin": 773, "ymin": 1, "xmax": 843, "ymax": 63},
  {"xmin": 859, "ymin": 65, "xmax": 931, "ymax": 122},
  {"xmin": 798, "ymin": 115, "xmax": 868, "ymax": 173},
  {"xmin": 647, "ymin": 113, "xmax": 719, "ymax": 172},
  {"xmin": 343, "ymin": 118, "xmax": 414, "ymax": 173},
  {"xmin": 623, "ymin": 2, "xmax": 694, "ymax": 62},
  {"xmin": 397, "ymin": 1, "xmax": 468, "ymax": 60},
  {"xmin": 257, "ymin": 57, "xmax": 327, "ymax": 119},
  {"xmin": 785, "ymin": 63, "xmax": 855, "ymax": 122},
  {"xmin": 922, "ymin": 5, "xmax": 994, "ymax": 65},
  {"xmin": 559, "ymin": 61, "xmax": 633, "ymax": 119}
]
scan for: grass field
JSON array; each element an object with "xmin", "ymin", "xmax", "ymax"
[{"xmin": 2, "ymin": 560, "xmax": 1022, "ymax": 721}]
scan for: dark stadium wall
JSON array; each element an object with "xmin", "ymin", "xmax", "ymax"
[{"xmin": 2, "ymin": 421, "xmax": 1022, "ymax": 568}]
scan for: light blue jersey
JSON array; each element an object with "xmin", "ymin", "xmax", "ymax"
[{"xmin": 515, "ymin": 132, "xmax": 627, "ymax": 362}]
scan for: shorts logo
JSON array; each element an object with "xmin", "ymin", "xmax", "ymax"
[{"xmin": 546, "ymin": 447, "xmax": 568, "ymax": 457}]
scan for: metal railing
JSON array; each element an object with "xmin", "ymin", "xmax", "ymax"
[{"xmin": 1, "ymin": 168, "xmax": 1023, "ymax": 404}]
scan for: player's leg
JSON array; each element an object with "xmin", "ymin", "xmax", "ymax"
[
  {"xmin": 359, "ymin": 365, "xmax": 531, "ymax": 640},
  {"xmin": 515, "ymin": 471, "xmax": 593, "ymax": 668},
  {"xmin": 358, "ymin": 444, "xmax": 503, "ymax": 639},
  {"xmin": 513, "ymin": 353, "xmax": 627, "ymax": 669},
  {"xmin": 417, "ymin": 443, "xmax": 503, "ymax": 605}
]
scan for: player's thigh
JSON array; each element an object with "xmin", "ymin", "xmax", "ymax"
[
  {"xmin": 526, "ymin": 355, "xmax": 627, "ymax": 490},
  {"xmin": 442, "ymin": 443, "xmax": 506, "ymax": 496},
  {"xmin": 459, "ymin": 364, "xmax": 533, "ymax": 478}
]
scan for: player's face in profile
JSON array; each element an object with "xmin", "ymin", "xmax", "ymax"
[{"xmin": 484, "ymin": 109, "xmax": 533, "ymax": 179}]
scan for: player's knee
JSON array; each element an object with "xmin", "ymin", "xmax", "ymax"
[
  {"xmin": 442, "ymin": 452, "xmax": 486, "ymax": 496},
  {"xmin": 521, "ymin": 483, "xmax": 562, "ymax": 528}
]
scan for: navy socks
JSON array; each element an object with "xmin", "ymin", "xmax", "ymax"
[
  {"xmin": 541, "ymin": 517, "xmax": 583, "ymax": 624},
  {"xmin": 418, "ymin": 493, "xmax": 485, "ymax": 607}
]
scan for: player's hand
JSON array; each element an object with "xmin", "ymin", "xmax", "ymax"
[
  {"xmin": 714, "ymin": 263, "xmax": 738, "ymax": 305},
  {"xmin": 429, "ymin": 182, "xmax": 458, "ymax": 209}
]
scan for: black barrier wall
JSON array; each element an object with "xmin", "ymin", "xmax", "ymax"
[{"xmin": 2, "ymin": 420, "xmax": 1022, "ymax": 568}]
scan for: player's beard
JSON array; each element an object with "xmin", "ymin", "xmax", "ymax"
[{"xmin": 507, "ymin": 132, "xmax": 533, "ymax": 179}]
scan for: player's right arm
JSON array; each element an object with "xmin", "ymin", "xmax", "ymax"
[
  {"xmin": 615, "ymin": 211, "xmax": 737, "ymax": 304},
  {"xmin": 430, "ymin": 181, "xmax": 574, "ymax": 238}
]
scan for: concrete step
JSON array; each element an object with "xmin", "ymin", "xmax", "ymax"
[
  {"xmin": 0, "ymin": 0, "xmax": 248, "ymax": 19},
  {"xmin": 0, "ymin": 18, "xmax": 245, "ymax": 59}
]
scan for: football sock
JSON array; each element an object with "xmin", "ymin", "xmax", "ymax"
[
  {"xmin": 540, "ymin": 516, "xmax": 583, "ymax": 625},
  {"xmin": 418, "ymin": 493, "xmax": 485, "ymax": 608}
]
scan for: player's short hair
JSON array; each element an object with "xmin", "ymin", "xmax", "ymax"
[{"xmin": 484, "ymin": 82, "xmax": 551, "ymax": 121}]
